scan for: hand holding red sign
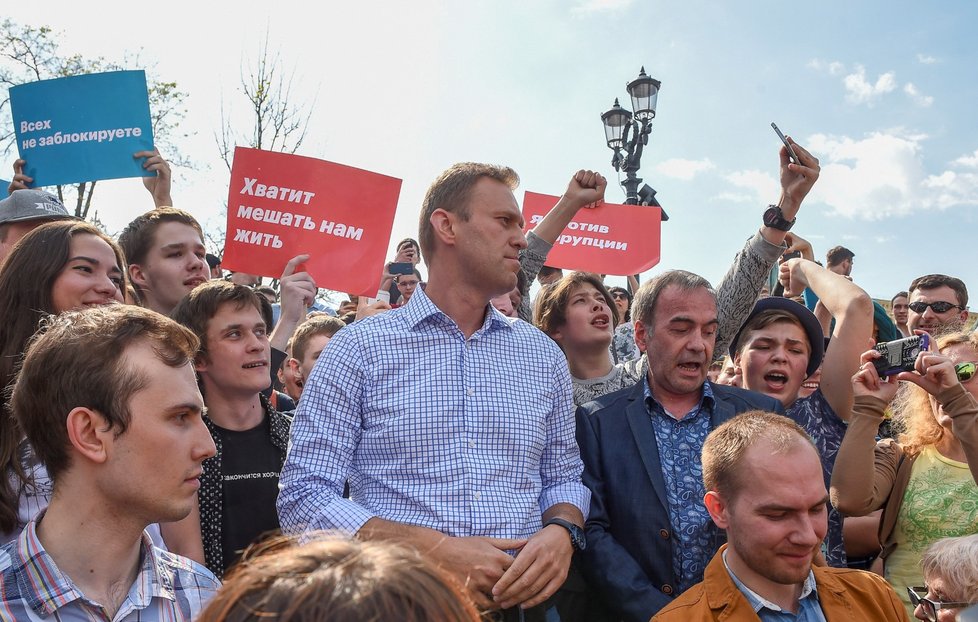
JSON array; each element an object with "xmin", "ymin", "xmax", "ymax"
[
  {"xmin": 222, "ymin": 147, "xmax": 402, "ymax": 296},
  {"xmin": 521, "ymin": 190, "xmax": 661, "ymax": 276}
]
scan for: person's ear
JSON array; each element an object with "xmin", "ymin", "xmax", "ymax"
[
  {"xmin": 128, "ymin": 263, "xmax": 150, "ymax": 290},
  {"xmin": 429, "ymin": 209, "xmax": 458, "ymax": 249},
  {"xmin": 65, "ymin": 407, "xmax": 112, "ymax": 465},
  {"xmin": 704, "ymin": 490, "xmax": 731, "ymax": 529}
]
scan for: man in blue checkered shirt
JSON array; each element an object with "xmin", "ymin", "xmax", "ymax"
[{"xmin": 279, "ymin": 164, "xmax": 604, "ymax": 617}]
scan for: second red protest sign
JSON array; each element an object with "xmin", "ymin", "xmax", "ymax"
[{"xmin": 521, "ymin": 192, "xmax": 661, "ymax": 276}]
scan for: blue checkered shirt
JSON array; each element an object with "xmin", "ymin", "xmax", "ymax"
[
  {"xmin": 278, "ymin": 286, "xmax": 590, "ymax": 539},
  {"xmin": 0, "ymin": 519, "xmax": 219, "ymax": 621}
]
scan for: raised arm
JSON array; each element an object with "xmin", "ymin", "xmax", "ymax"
[
  {"xmin": 518, "ymin": 170, "xmax": 606, "ymax": 322},
  {"xmin": 780, "ymin": 257, "xmax": 873, "ymax": 418},
  {"xmin": 713, "ymin": 139, "xmax": 821, "ymax": 356}
]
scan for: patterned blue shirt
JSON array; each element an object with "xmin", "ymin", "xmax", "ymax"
[
  {"xmin": 0, "ymin": 519, "xmax": 219, "ymax": 621},
  {"xmin": 786, "ymin": 390, "xmax": 848, "ymax": 568},
  {"xmin": 724, "ymin": 550, "xmax": 827, "ymax": 621},
  {"xmin": 643, "ymin": 379, "xmax": 721, "ymax": 593},
  {"xmin": 278, "ymin": 286, "xmax": 590, "ymax": 539}
]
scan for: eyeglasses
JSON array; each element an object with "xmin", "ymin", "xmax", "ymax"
[
  {"xmin": 907, "ymin": 586, "xmax": 973, "ymax": 621},
  {"xmin": 955, "ymin": 362, "xmax": 978, "ymax": 383},
  {"xmin": 908, "ymin": 301, "xmax": 965, "ymax": 314}
]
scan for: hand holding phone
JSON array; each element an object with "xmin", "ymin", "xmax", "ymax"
[{"xmin": 771, "ymin": 122, "xmax": 800, "ymax": 165}]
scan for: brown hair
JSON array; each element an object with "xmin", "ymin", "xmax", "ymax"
[
  {"xmin": 196, "ymin": 535, "xmax": 481, "ymax": 622},
  {"xmin": 10, "ymin": 305, "xmax": 199, "ymax": 485},
  {"xmin": 0, "ymin": 221, "xmax": 127, "ymax": 532},
  {"xmin": 909, "ymin": 274, "xmax": 969, "ymax": 308},
  {"xmin": 534, "ymin": 272, "xmax": 619, "ymax": 343},
  {"xmin": 732, "ymin": 309, "xmax": 807, "ymax": 356},
  {"xmin": 417, "ymin": 162, "xmax": 519, "ymax": 261},
  {"xmin": 631, "ymin": 270, "xmax": 714, "ymax": 327},
  {"xmin": 702, "ymin": 410, "xmax": 815, "ymax": 500},
  {"xmin": 288, "ymin": 316, "xmax": 346, "ymax": 363},
  {"xmin": 892, "ymin": 331, "xmax": 978, "ymax": 457},
  {"xmin": 171, "ymin": 280, "xmax": 265, "ymax": 358},
  {"xmin": 118, "ymin": 207, "xmax": 203, "ymax": 267},
  {"xmin": 825, "ymin": 245, "xmax": 854, "ymax": 267}
]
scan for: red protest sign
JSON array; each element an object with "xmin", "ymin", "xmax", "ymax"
[
  {"xmin": 222, "ymin": 147, "xmax": 402, "ymax": 296},
  {"xmin": 521, "ymin": 192, "xmax": 661, "ymax": 276}
]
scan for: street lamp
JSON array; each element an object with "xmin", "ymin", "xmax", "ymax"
[{"xmin": 600, "ymin": 67, "xmax": 667, "ymax": 220}]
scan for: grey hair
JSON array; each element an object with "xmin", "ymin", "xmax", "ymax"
[
  {"xmin": 631, "ymin": 270, "xmax": 715, "ymax": 327},
  {"xmin": 920, "ymin": 534, "xmax": 978, "ymax": 603}
]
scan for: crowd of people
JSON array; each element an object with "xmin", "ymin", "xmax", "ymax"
[{"xmin": 0, "ymin": 134, "xmax": 975, "ymax": 622}]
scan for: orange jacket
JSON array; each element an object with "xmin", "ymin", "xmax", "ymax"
[{"xmin": 651, "ymin": 545, "xmax": 909, "ymax": 621}]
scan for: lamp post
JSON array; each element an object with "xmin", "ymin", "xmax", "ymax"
[{"xmin": 600, "ymin": 67, "xmax": 666, "ymax": 220}]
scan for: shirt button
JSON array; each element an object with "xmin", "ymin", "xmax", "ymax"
[
  {"xmin": 466, "ymin": 388, "xmax": 475, "ymax": 397},
  {"xmin": 662, "ymin": 584, "xmax": 674, "ymax": 595},
  {"xmin": 659, "ymin": 529, "xmax": 670, "ymax": 540},
  {"xmin": 468, "ymin": 440, "xmax": 476, "ymax": 449},
  {"xmin": 474, "ymin": 491, "xmax": 482, "ymax": 500}
]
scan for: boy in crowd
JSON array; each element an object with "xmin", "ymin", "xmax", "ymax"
[
  {"xmin": 119, "ymin": 207, "xmax": 209, "ymax": 315},
  {"xmin": 285, "ymin": 315, "xmax": 346, "ymax": 402},
  {"xmin": 1, "ymin": 306, "xmax": 219, "ymax": 620},
  {"xmin": 170, "ymin": 281, "xmax": 291, "ymax": 576}
]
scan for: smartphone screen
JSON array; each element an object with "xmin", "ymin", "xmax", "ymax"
[
  {"xmin": 389, "ymin": 262, "xmax": 414, "ymax": 275},
  {"xmin": 771, "ymin": 122, "xmax": 800, "ymax": 164}
]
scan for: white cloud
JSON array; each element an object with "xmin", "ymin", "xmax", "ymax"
[
  {"xmin": 954, "ymin": 149, "xmax": 978, "ymax": 168},
  {"xmin": 807, "ymin": 59, "xmax": 846, "ymax": 76},
  {"xmin": 917, "ymin": 53, "xmax": 938, "ymax": 64},
  {"xmin": 655, "ymin": 157, "xmax": 715, "ymax": 181},
  {"xmin": 802, "ymin": 131, "xmax": 978, "ymax": 219},
  {"xmin": 903, "ymin": 82, "xmax": 934, "ymax": 107},
  {"xmin": 721, "ymin": 169, "xmax": 780, "ymax": 204},
  {"xmin": 571, "ymin": 0, "xmax": 633, "ymax": 14},
  {"xmin": 842, "ymin": 65, "xmax": 897, "ymax": 106}
]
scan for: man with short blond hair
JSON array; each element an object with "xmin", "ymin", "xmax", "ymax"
[{"xmin": 652, "ymin": 411, "xmax": 908, "ymax": 621}]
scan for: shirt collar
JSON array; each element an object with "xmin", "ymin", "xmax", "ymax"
[
  {"xmin": 402, "ymin": 285, "xmax": 513, "ymax": 334},
  {"xmin": 722, "ymin": 549, "xmax": 818, "ymax": 614},
  {"xmin": 642, "ymin": 376, "xmax": 715, "ymax": 419},
  {"xmin": 13, "ymin": 517, "xmax": 176, "ymax": 617}
]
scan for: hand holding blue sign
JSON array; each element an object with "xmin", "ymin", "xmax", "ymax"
[{"xmin": 9, "ymin": 70, "xmax": 155, "ymax": 187}]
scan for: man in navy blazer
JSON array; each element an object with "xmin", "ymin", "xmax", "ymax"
[{"xmin": 576, "ymin": 270, "xmax": 783, "ymax": 622}]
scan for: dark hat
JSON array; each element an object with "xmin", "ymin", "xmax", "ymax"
[
  {"xmin": 729, "ymin": 297, "xmax": 825, "ymax": 377},
  {"xmin": 0, "ymin": 189, "xmax": 72, "ymax": 225}
]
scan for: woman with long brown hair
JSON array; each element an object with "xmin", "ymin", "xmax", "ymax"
[{"xmin": 0, "ymin": 220, "xmax": 126, "ymax": 541}]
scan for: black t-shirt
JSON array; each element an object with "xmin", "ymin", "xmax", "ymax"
[{"xmin": 214, "ymin": 416, "xmax": 283, "ymax": 572}]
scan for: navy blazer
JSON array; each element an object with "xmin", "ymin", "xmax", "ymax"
[{"xmin": 575, "ymin": 380, "xmax": 784, "ymax": 622}]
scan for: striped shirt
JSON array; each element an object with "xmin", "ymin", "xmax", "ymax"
[
  {"xmin": 278, "ymin": 286, "xmax": 589, "ymax": 538},
  {"xmin": 0, "ymin": 519, "xmax": 219, "ymax": 621}
]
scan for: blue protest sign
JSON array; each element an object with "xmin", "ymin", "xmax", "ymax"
[
  {"xmin": 0, "ymin": 180, "xmax": 9, "ymax": 199},
  {"xmin": 9, "ymin": 70, "xmax": 154, "ymax": 187}
]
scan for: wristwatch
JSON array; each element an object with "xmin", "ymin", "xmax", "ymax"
[
  {"xmin": 545, "ymin": 518, "xmax": 587, "ymax": 552},
  {"xmin": 763, "ymin": 205, "xmax": 795, "ymax": 231}
]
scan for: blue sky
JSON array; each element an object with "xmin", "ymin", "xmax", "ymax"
[{"xmin": 4, "ymin": 0, "xmax": 976, "ymax": 301}]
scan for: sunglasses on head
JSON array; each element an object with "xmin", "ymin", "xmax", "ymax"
[
  {"xmin": 908, "ymin": 301, "xmax": 965, "ymax": 314},
  {"xmin": 955, "ymin": 362, "xmax": 978, "ymax": 383},
  {"xmin": 907, "ymin": 586, "xmax": 973, "ymax": 621}
]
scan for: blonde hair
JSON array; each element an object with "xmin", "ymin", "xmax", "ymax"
[{"xmin": 892, "ymin": 331, "xmax": 978, "ymax": 457}]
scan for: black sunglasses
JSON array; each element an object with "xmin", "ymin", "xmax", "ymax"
[
  {"xmin": 908, "ymin": 301, "xmax": 965, "ymax": 314},
  {"xmin": 908, "ymin": 586, "xmax": 973, "ymax": 621}
]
